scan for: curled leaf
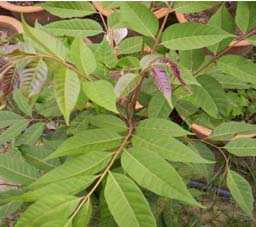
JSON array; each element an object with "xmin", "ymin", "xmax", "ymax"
[
  {"xmin": 159, "ymin": 58, "xmax": 186, "ymax": 86},
  {"xmin": 107, "ymin": 28, "xmax": 128, "ymax": 46},
  {"xmin": 114, "ymin": 73, "xmax": 140, "ymax": 98}
]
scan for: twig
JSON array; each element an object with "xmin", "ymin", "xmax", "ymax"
[
  {"xmin": 194, "ymin": 28, "xmax": 256, "ymax": 76},
  {"xmin": 152, "ymin": 11, "xmax": 169, "ymax": 52},
  {"xmin": 97, "ymin": 10, "xmax": 108, "ymax": 33},
  {"xmin": 68, "ymin": 126, "xmax": 134, "ymax": 224},
  {"xmin": 12, "ymin": 52, "xmax": 91, "ymax": 81},
  {"xmin": 201, "ymin": 139, "xmax": 230, "ymax": 175},
  {"xmin": 0, "ymin": 183, "xmax": 20, "ymax": 187}
]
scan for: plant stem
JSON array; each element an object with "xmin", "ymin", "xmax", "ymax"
[
  {"xmin": 68, "ymin": 55, "xmax": 148, "ymax": 222},
  {"xmin": 0, "ymin": 183, "xmax": 20, "ymax": 187},
  {"xmin": 152, "ymin": 10, "xmax": 169, "ymax": 52},
  {"xmin": 93, "ymin": 3, "xmax": 108, "ymax": 33},
  {"xmin": 201, "ymin": 139, "xmax": 230, "ymax": 175},
  {"xmin": 194, "ymin": 29, "xmax": 256, "ymax": 77},
  {"xmin": 11, "ymin": 52, "xmax": 91, "ymax": 81},
  {"xmin": 68, "ymin": 125, "xmax": 134, "ymax": 224}
]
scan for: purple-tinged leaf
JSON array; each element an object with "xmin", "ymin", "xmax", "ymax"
[
  {"xmin": 0, "ymin": 57, "xmax": 17, "ymax": 98},
  {"xmin": 159, "ymin": 58, "xmax": 186, "ymax": 86},
  {"xmin": 151, "ymin": 66, "xmax": 172, "ymax": 107},
  {"xmin": 18, "ymin": 59, "xmax": 48, "ymax": 97}
]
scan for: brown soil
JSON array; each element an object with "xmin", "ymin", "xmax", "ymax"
[
  {"xmin": 184, "ymin": 3, "xmax": 236, "ymax": 24},
  {"xmin": 8, "ymin": 1, "xmax": 42, "ymax": 7},
  {"xmin": 184, "ymin": 8, "xmax": 216, "ymax": 24}
]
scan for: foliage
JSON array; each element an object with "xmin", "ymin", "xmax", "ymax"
[{"xmin": 0, "ymin": 1, "xmax": 256, "ymax": 226}]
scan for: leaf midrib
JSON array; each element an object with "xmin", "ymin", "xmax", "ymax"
[
  {"xmin": 229, "ymin": 173, "xmax": 251, "ymax": 214},
  {"xmin": 210, "ymin": 128, "xmax": 256, "ymax": 139},
  {"xmin": 125, "ymin": 4, "xmax": 156, "ymax": 38},
  {"xmin": 0, "ymin": 165, "xmax": 37, "ymax": 181},
  {"xmin": 109, "ymin": 173, "xmax": 139, "ymax": 227},
  {"xmin": 61, "ymin": 135, "xmax": 123, "ymax": 152},
  {"xmin": 32, "ymin": 153, "xmax": 111, "ymax": 187},
  {"xmin": 29, "ymin": 198, "xmax": 79, "ymax": 226},
  {"xmin": 124, "ymin": 151, "xmax": 189, "ymax": 200}
]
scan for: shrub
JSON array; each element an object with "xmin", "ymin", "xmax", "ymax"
[{"xmin": 0, "ymin": 2, "xmax": 256, "ymax": 226}]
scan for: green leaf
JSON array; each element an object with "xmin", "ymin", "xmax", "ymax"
[
  {"xmin": 114, "ymin": 73, "xmax": 141, "ymax": 98},
  {"xmin": 41, "ymin": 1, "xmax": 95, "ymax": 18},
  {"xmin": 15, "ymin": 195, "xmax": 80, "ymax": 227},
  {"xmin": 21, "ymin": 175, "xmax": 95, "ymax": 202},
  {"xmin": 140, "ymin": 54, "xmax": 161, "ymax": 71},
  {"xmin": 104, "ymin": 172, "xmax": 156, "ymax": 227},
  {"xmin": 174, "ymin": 2, "xmax": 219, "ymax": 13},
  {"xmin": 16, "ymin": 123, "xmax": 44, "ymax": 146},
  {"xmin": 35, "ymin": 98, "xmax": 61, "ymax": 118},
  {"xmin": 185, "ymin": 142, "xmax": 215, "ymax": 180},
  {"xmin": 70, "ymin": 37, "xmax": 96, "ymax": 76},
  {"xmin": 0, "ymin": 202, "xmax": 21, "ymax": 221},
  {"xmin": 173, "ymin": 65, "xmax": 201, "ymax": 86},
  {"xmin": 54, "ymin": 68, "xmax": 80, "ymax": 125},
  {"xmin": 0, "ymin": 152, "xmax": 39, "ymax": 185},
  {"xmin": 120, "ymin": 3, "xmax": 159, "ymax": 38},
  {"xmin": 83, "ymin": 80, "xmax": 118, "ymax": 113},
  {"xmin": 0, "ymin": 119, "xmax": 29, "ymax": 145},
  {"xmin": 44, "ymin": 19, "xmax": 103, "ymax": 37},
  {"xmin": 162, "ymin": 23, "xmax": 233, "ymax": 50},
  {"xmin": 214, "ymin": 73, "xmax": 252, "ymax": 90},
  {"xmin": 108, "ymin": 10, "xmax": 125, "ymax": 28},
  {"xmin": 73, "ymin": 198, "xmax": 92, "ymax": 227},
  {"xmin": 148, "ymin": 93, "xmax": 172, "ymax": 119},
  {"xmin": 197, "ymin": 75, "xmax": 230, "ymax": 117},
  {"xmin": 118, "ymin": 36, "xmax": 143, "ymax": 55},
  {"xmin": 99, "ymin": 191, "xmax": 118, "ymax": 227},
  {"xmin": 208, "ymin": 5, "xmax": 235, "ymax": 53},
  {"xmin": 47, "ymin": 129, "xmax": 122, "ymax": 159},
  {"xmin": 247, "ymin": 35, "xmax": 256, "ymax": 46},
  {"xmin": 0, "ymin": 111, "xmax": 23, "ymax": 128},
  {"xmin": 224, "ymin": 138, "xmax": 256, "ymax": 157},
  {"xmin": 209, "ymin": 121, "xmax": 256, "ymax": 141},
  {"xmin": 121, "ymin": 149, "xmax": 201, "ymax": 207},
  {"xmin": 13, "ymin": 89, "xmax": 32, "ymax": 116},
  {"xmin": 132, "ymin": 130, "xmax": 213, "ymax": 164},
  {"xmin": 175, "ymin": 100, "xmax": 198, "ymax": 119},
  {"xmin": 68, "ymin": 112, "xmax": 90, "ymax": 135},
  {"xmin": 137, "ymin": 118, "xmax": 192, "ymax": 137},
  {"xmin": 30, "ymin": 151, "xmax": 112, "ymax": 189},
  {"xmin": 117, "ymin": 56, "xmax": 140, "ymax": 70},
  {"xmin": 217, "ymin": 55, "xmax": 256, "ymax": 85},
  {"xmin": 185, "ymin": 85, "xmax": 219, "ymax": 119},
  {"xmin": 19, "ymin": 145, "xmax": 58, "ymax": 172},
  {"xmin": 179, "ymin": 49, "xmax": 205, "ymax": 72},
  {"xmin": 22, "ymin": 18, "xmax": 67, "ymax": 60},
  {"xmin": 93, "ymin": 40, "xmax": 118, "ymax": 68},
  {"xmin": 89, "ymin": 114, "xmax": 127, "ymax": 133},
  {"xmin": 235, "ymin": 2, "xmax": 256, "ymax": 33},
  {"xmin": 227, "ymin": 170, "xmax": 254, "ymax": 217}
]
